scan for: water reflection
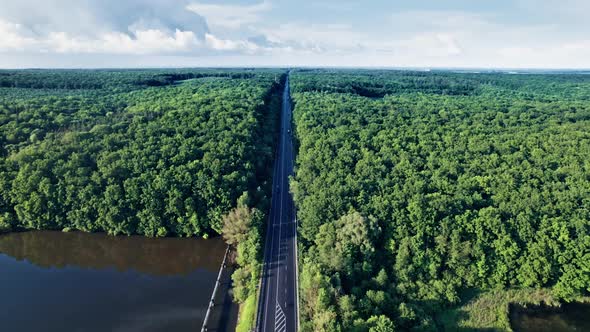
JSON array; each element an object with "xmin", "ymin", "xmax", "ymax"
[
  {"xmin": 0, "ymin": 231, "xmax": 225, "ymax": 275},
  {"xmin": 511, "ymin": 302, "xmax": 590, "ymax": 332},
  {"xmin": 0, "ymin": 231, "xmax": 235, "ymax": 332}
]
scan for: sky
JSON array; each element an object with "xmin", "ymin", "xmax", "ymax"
[{"xmin": 0, "ymin": 0, "xmax": 589, "ymax": 69}]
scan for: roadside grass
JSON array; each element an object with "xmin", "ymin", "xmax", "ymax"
[
  {"xmin": 437, "ymin": 288, "xmax": 580, "ymax": 331},
  {"xmin": 236, "ymin": 293, "xmax": 257, "ymax": 332}
]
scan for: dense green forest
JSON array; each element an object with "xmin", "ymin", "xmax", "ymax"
[
  {"xmin": 0, "ymin": 69, "xmax": 286, "ymax": 237},
  {"xmin": 290, "ymin": 70, "xmax": 590, "ymax": 331},
  {"xmin": 2, "ymin": 68, "xmax": 589, "ymax": 330}
]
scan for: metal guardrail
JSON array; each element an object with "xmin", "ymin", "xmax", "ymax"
[{"xmin": 201, "ymin": 245, "xmax": 231, "ymax": 332}]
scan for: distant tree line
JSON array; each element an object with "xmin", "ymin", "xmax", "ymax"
[{"xmin": 0, "ymin": 68, "xmax": 262, "ymax": 90}]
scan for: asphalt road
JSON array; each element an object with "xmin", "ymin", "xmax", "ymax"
[{"xmin": 256, "ymin": 74, "xmax": 298, "ymax": 332}]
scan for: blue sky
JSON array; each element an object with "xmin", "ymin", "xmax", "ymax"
[{"xmin": 0, "ymin": 0, "xmax": 588, "ymax": 68}]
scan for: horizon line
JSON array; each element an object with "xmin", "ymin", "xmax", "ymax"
[{"xmin": 1, "ymin": 65, "xmax": 589, "ymax": 72}]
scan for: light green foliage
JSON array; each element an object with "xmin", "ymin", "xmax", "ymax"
[
  {"xmin": 0, "ymin": 212, "xmax": 13, "ymax": 233},
  {"xmin": 222, "ymin": 204, "xmax": 255, "ymax": 246},
  {"xmin": 367, "ymin": 315, "xmax": 395, "ymax": 332},
  {"xmin": 236, "ymin": 294, "xmax": 257, "ymax": 332},
  {"xmin": 314, "ymin": 211, "xmax": 382, "ymax": 302},
  {"xmin": 291, "ymin": 69, "xmax": 590, "ymax": 331}
]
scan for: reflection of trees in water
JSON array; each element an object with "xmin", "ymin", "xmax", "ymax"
[
  {"xmin": 510, "ymin": 302, "xmax": 590, "ymax": 332},
  {"xmin": 0, "ymin": 231, "xmax": 225, "ymax": 276}
]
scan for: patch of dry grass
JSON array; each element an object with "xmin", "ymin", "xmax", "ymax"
[{"xmin": 438, "ymin": 288, "xmax": 588, "ymax": 331}]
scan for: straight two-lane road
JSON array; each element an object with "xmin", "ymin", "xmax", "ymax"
[{"xmin": 256, "ymin": 73, "xmax": 298, "ymax": 332}]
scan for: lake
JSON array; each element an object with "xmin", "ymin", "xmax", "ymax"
[
  {"xmin": 511, "ymin": 302, "xmax": 590, "ymax": 332},
  {"xmin": 0, "ymin": 231, "xmax": 237, "ymax": 332}
]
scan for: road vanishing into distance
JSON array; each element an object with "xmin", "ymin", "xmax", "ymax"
[{"xmin": 256, "ymin": 73, "xmax": 299, "ymax": 332}]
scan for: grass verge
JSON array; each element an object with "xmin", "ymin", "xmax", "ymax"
[{"xmin": 236, "ymin": 293, "xmax": 257, "ymax": 332}]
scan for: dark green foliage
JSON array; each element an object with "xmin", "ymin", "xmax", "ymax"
[
  {"xmin": 0, "ymin": 69, "xmax": 285, "ymax": 237},
  {"xmin": 0, "ymin": 68, "xmax": 260, "ymax": 90},
  {"xmin": 290, "ymin": 70, "xmax": 590, "ymax": 331}
]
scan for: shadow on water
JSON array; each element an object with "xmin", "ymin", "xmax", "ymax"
[
  {"xmin": 510, "ymin": 302, "xmax": 590, "ymax": 332},
  {"xmin": 0, "ymin": 231, "xmax": 237, "ymax": 332}
]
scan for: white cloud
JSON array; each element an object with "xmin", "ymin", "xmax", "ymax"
[
  {"xmin": 370, "ymin": 9, "xmax": 589, "ymax": 67},
  {"xmin": 107, "ymin": 29, "xmax": 201, "ymax": 54},
  {"xmin": 251, "ymin": 18, "xmax": 465, "ymax": 61},
  {"xmin": 257, "ymin": 23, "xmax": 364, "ymax": 53},
  {"xmin": 496, "ymin": 41, "xmax": 590, "ymax": 68},
  {"xmin": 0, "ymin": 1, "xmax": 589, "ymax": 68},
  {"xmin": 204, "ymin": 33, "xmax": 259, "ymax": 53},
  {"xmin": 0, "ymin": 16, "xmax": 269, "ymax": 56},
  {"xmin": 0, "ymin": 20, "xmax": 37, "ymax": 51},
  {"xmin": 516, "ymin": 0, "xmax": 590, "ymax": 21},
  {"xmin": 0, "ymin": 0, "xmax": 210, "ymax": 37},
  {"xmin": 497, "ymin": 47, "xmax": 535, "ymax": 59},
  {"xmin": 187, "ymin": 1, "xmax": 270, "ymax": 29},
  {"xmin": 390, "ymin": 10, "xmax": 490, "ymax": 32},
  {"xmin": 0, "ymin": 19, "xmax": 204, "ymax": 55},
  {"xmin": 404, "ymin": 33, "xmax": 462, "ymax": 57},
  {"xmin": 0, "ymin": 0, "xmax": 267, "ymax": 56},
  {"xmin": 562, "ymin": 40, "xmax": 590, "ymax": 53}
]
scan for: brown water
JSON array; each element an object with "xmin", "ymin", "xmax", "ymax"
[
  {"xmin": 511, "ymin": 302, "xmax": 590, "ymax": 332},
  {"xmin": 0, "ymin": 231, "xmax": 237, "ymax": 332}
]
